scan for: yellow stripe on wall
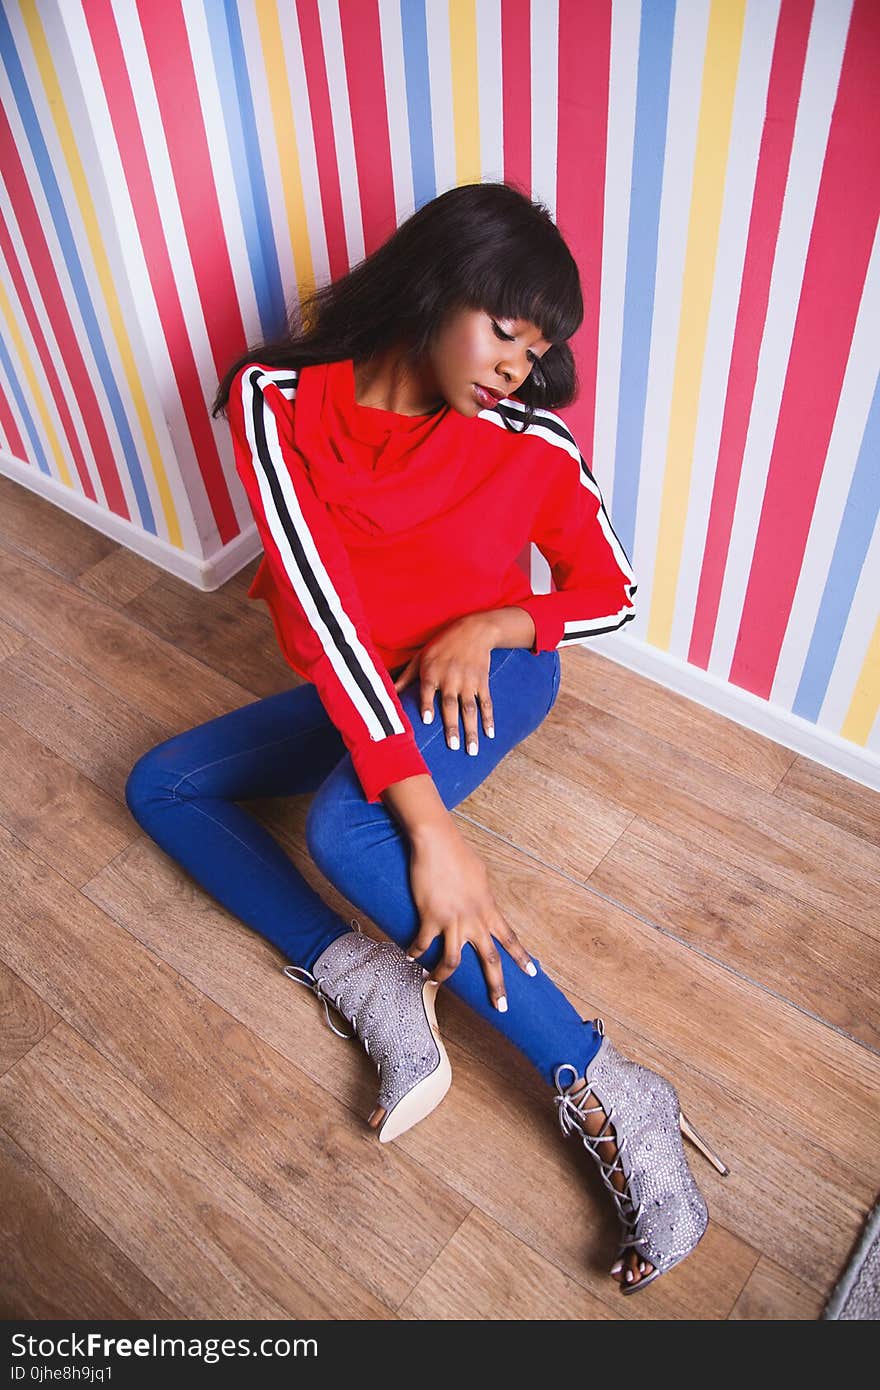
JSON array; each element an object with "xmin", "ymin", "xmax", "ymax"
[
  {"xmin": 648, "ymin": 0, "xmax": 747, "ymax": 650},
  {"xmin": 842, "ymin": 618, "xmax": 880, "ymax": 745},
  {"xmin": 254, "ymin": 0, "xmax": 316, "ymax": 302},
  {"xmin": 449, "ymin": 0, "xmax": 481, "ymax": 188},
  {"xmin": 0, "ymin": 276, "xmax": 73, "ymax": 484}
]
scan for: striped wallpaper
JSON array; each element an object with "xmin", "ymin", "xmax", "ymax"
[{"xmin": 0, "ymin": 0, "xmax": 878, "ymax": 783}]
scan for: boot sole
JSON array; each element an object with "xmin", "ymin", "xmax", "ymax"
[{"xmin": 376, "ymin": 979, "xmax": 452, "ymax": 1143}]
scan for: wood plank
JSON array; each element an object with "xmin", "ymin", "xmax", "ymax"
[
  {"xmin": 0, "ymin": 1126, "xmax": 180, "ymax": 1319},
  {"xmin": 0, "ymin": 823, "xmax": 470, "ymax": 1309},
  {"xmin": 0, "ymin": 546, "xmax": 256, "ymax": 731},
  {"xmin": 0, "ymin": 958, "xmax": 57, "ymax": 1077},
  {"xmin": 551, "ymin": 646, "xmax": 796, "ymax": 792},
  {"xmin": 454, "ymin": 728, "xmax": 636, "ymax": 882},
  {"xmin": 775, "ymin": 755, "xmax": 880, "ymax": 849},
  {"xmin": 0, "ymin": 474, "xmax": 117, "ymax": 581},
  {"xmin": 515, "ymin": 686, "xmax": 880, "ymax": 936},
  {"xmin": 0, "ymin": 1023, "xmax": 393, "ymax": 1319},
  {"xmin": 589, "ymin": 815, "xmax": 880, "ymax": 1048},
  {"xmin": 125, "ymin": 569, "xmax": 294, "ymax": 700},
  {"xmin": 0, "ymin": 639, "xmax": 170, "ymax": 804},
  {"xmin": 0, "ymin": 614, "xmax": 27, "ymax": 664},
  {"xmin": 399, "ymin": 1207, "xmax": 623, "ymax": 1320},
  {"xmin": 729, "ymin": 1254, "xmax": 826, "ymax": 1320},
  {"xmin": 0, "ymin": 711, "xmax": 134, "ymax": 888},
  {"xmin": 77, "ymin": 545, "xmax": 171, "ymax": 610}
]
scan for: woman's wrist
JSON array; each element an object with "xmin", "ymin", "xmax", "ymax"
[
  {"xmin": 380, "ymin": 774, "xmax": 453, "ymax": 839},
  {"xmin": 479, "ymin": 606, "xmax": 537, "ymax": 651}
]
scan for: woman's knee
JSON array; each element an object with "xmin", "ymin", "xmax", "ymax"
[{"xmin": 124, "ymin": 739, "xmax": 190, "ymax": 823}]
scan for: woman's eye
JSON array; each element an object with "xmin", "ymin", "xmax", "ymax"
[{"xmin": 491, "ymin": 319, "xmax": 514, "ymax": 341}]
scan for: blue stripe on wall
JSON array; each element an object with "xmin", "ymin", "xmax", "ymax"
[
  {"xmin": 0, "ymin": 326, "xmax": 50, "ymax": 474},
  {"xmin": 794, "ymin": 369, "xmax": 880, "ymax": 721},
  {"xmin": 612, "ymin": 0, "xmax": 677, "ymax": 557},
  {"xmin": 211, "ymin": 0, "xmax": 286, "ymax": 339},
  {"xmin": 400, "ymin": 0, "xmax": 436, "ymax": 211}
]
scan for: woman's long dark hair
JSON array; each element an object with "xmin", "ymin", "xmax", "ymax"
[{"xmin": 211, "ymin": 181, "xmax": 583, "ymax": 433}]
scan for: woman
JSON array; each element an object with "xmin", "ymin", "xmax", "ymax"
[{"xmin": 125, "ymin": 182, "xmax": 727, "ymax": 1298}]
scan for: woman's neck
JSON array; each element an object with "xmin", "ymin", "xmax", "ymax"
[{"xmin": 352, "ymin": 348, "xmax": 444, "ymax": 416}]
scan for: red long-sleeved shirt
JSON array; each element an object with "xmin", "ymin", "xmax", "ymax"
[{"xmin": 227, "ymin": 357, "xmax": 637, "ymax": 804}]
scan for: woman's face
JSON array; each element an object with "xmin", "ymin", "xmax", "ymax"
[{"xmin": 424, "ymin": 306, "xmax": 553, "ymax": 417}]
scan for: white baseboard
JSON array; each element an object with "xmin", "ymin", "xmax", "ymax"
[
  {"xmin": 585, "ymin": 630, "xmax": 880, "ymax": 793},
  {"xmin": 1, "ymin": 452, "xmax": 258, "ymax": 589}
]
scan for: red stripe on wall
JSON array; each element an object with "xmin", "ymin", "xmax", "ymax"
[
  {"xmin": 296, "ymin": 0, "xmax": 349, "ymax": 281},
  {"xmin": 502, "ymin": 0, "xmax": 531, "ymax": 196},
  {"xmin": 689, "ymin": 0, "xmax": 812, "ymax": 674},
  {"xmin": 136, "ymin": 0, "xmax": 245, "ymax": 379},
  {"xmin": 556, "ymin": 0, "xmax": 612, "ymax": 457},
  {"xmin": 0, "ymin": 376, "xmax": 26, "ymax": 461},
  {"xmin": 0, "ymin": 205, "xmax": 96, "ymax": 497},
  {"xmin": 86, "ymin": 0, "xmax": 238, "ymax": 544},
  {"xmin": 730, "ymin": 0, "xmax": 880, "ymax": 697},
  {"xmin": 0, "ymin": 99, "xmax": 127, "ymax": 514},
  {"xmin": 339, "ymin": 0, "xmax": 396, "ymax": 256}
]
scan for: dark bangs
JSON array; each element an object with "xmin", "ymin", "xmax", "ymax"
[{"xmin": 458, "ymin": 239, "xmax": 583, "ymax": 348}]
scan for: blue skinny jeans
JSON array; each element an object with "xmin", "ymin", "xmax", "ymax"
[{"xmin": 124, "ymin": 645, "xmax": 602, "ymax": 1090}]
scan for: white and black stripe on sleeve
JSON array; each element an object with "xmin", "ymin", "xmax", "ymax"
[
  {"xmin": 241, "ymin": 366, "xmax": 410, "ymax": 743},
  {"xmin": 477, "ymin": 397, "xmax": 638, "ymax": 641}
]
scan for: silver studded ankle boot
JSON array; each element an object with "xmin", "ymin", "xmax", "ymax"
[
  {"xmin": 554, "ymin": 1018, "xmax": 730, "ymax": 1295},
  {"xmin": 283, "ymin": 919, "xmax": 451, "ymax": 1143}
]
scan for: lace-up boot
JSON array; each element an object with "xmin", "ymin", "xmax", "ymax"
[{"xmin": 284, "ymin": 920, "xmax": 451, "ymax": 1142}]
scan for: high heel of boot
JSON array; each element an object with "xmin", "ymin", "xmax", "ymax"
[{"xmin": 680, "ymin": 1108, "xmax": 730, "ymax": 1177}]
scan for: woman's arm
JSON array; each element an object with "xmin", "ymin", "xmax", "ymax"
[
  {"xmin": 381, "ymin": 772, "xmax": 447, "ymax": 835},
  {"xmin": 381, "ymin": 773, "xmax": 535, "ymax": 1011},
  {"xmin": 227, "ymin": 362, "xmax": 431, "ymax": 804}
]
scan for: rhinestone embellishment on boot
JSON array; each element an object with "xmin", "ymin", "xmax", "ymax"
[
  {"xmin": 553, "ymin": 1026, "xmax": 709, "ymax": 1279},
  {"xmin": 282, "ymin": 922, "xmax": 444, "ymax": 1119}
]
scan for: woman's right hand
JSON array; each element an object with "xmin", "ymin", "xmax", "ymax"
[{"xmin": 405, "ymin": 817, "xmax": 537, "ymax": 1011}]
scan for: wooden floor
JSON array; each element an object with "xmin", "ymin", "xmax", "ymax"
[{"xmin": 1, "ymin": 473, "xmax": 878, "ymax": 1321}]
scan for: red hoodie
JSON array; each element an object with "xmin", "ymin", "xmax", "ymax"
[{"xmin": 227, "ymin": 357, "xmax": 637, "ymax": 804}]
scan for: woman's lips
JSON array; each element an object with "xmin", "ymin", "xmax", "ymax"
[{"xmin": 473, "ymin": 384, "xmax": 504, "ymax": 408}]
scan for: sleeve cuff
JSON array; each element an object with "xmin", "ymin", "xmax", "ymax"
[
  {"xmin": 352, "ymin": 733, "xmax": 432, "ymax": 805},
  {"xmin": 511, "ymin": 595, "xmax": 565, "ymax": 654}
]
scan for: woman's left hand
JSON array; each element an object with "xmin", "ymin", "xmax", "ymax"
[{"xmin": 392, "ymin": 614, "xmax": 497, "ymax": 755}]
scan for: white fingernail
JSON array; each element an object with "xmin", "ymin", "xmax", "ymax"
[
  {"xmin": 496, "ymin": 995, "xmax": 508, "ymax": 1012},
  {"xmin": 526, "ymin": 961, "xmax": 537, "ymax": 977},
  {"xmin": 467, "ymin": 741, "xmax": 478, "ymax": 755},
  {"xmin": 611, "ymin": 1261, "xmax": 623, "ymax": 1274},
  {"xmin": 422, "ymin": 710, "xmax": 433, "ymax": 724},
  {"xmin": 639, "ymin": 1261, "xmax": 646, "ymax": 1273},
  {"xmin": 405, "ymin": 954, "xmax": 415, "ymax": 962},
  {"xmin": 449, "ymin": 735, "xmax": 459, "ymax": 750},
  {"xmin": 626, "ymin": 1270, "xmax": 634, "ymax": 1283},
  {"xmin": 487, "ymin": 726, "xmax": 495, "ymax": 738}
]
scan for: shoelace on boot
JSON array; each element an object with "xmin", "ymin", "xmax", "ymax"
[
  {"xmin": 553, "ymin": 1018, "xmax": 646, "ymax": 1253},
  {"xmin": 282, "ymin": 917, "xmax": 373, "ymax": 1047}
]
